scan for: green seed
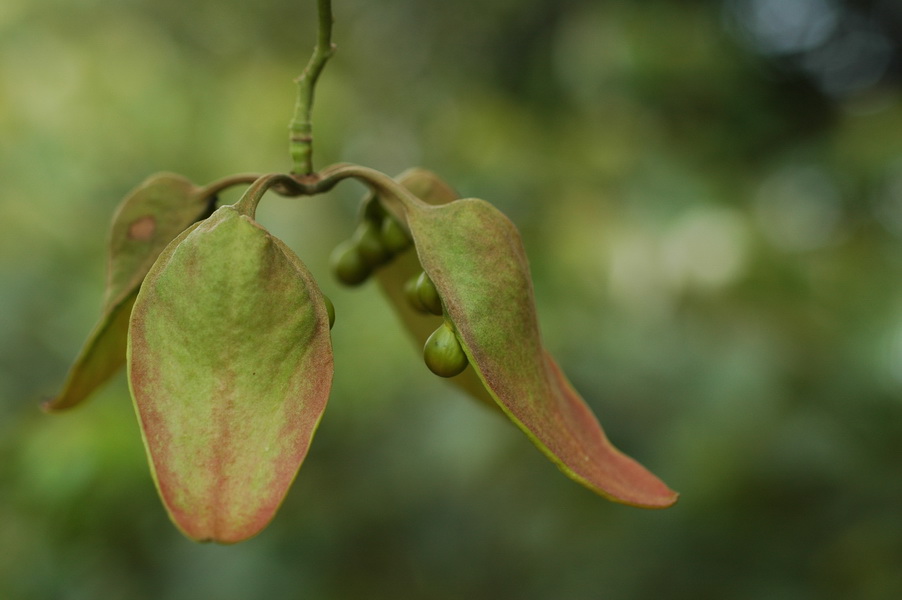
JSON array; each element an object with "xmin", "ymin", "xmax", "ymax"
[
  {"xmin": 330, "ymin": 240, "xmax": 371, "ymax": 286},
  {"xmin": 424, "ymin": 321, "xmax": 468, "ymax": 378},
  {"xmin": 353, "ymin": 220, "xmax": 390, "ymax": 267},
  {"xmin": 416, "ymin": 271, "xmax": 443, "ymax": 316},
  {"xmin": 380, "ymin": 216, "xmax": 412, "ymax": 253},
  {"xmin": 405, "ymin": 275, "xmax": 428, "ymax": 313},
  {"xmin": 363, "ymin": 196, "xmax": 387, "ymax": 223},
  {"xmin": 323, "ymin": 294, "xmax": 335, "ymax": 329}
]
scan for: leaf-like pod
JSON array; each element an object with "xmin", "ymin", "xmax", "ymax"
[
  {"xmin": 46, "ymin": 173, "xmax": 214, "ymax": 411},
  {"xmin": 128, "ymin": 204, "xmax": 333, "ymax": 543},
  {"xmin": 384, "ymin": 185, "xmax": 678, "ymax": 509}
]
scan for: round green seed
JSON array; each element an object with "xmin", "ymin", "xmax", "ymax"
[
  {"xmin": 353, "ymin": 220, "xmax": 390, "ymax": 268},
  {"xmin": 323, "ymin": 294, "xmax": 335, "ymax": 329},
  {"xmin": 330, "ymin": 240, "xmax": 371, "ymax": 286},
  {"xmin": 416, "ymin": 271, "xmax": 443, "ymax": 316},
  {"xmin": 424, "ymin": 321, "xmax": 468, "ymax": 378},
  {"xmin": 363, "ymin": 196, "xmax": 386, "ymax": 223},
  {"xmin": 405, "ymin": 275, "xmax": 428, "ymax": 313},
  {"xmin": 380, "ymin": 216, "xmax": 412, "ymax": 253}
]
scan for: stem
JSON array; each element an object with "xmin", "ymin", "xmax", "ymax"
[
  {"xmin": 229, "ymin": 164, "xmax": 428, "ymax": 219},
  {"xmin": 196, "ymin": 173, "xmax": 264, "ymax": 200},
  {"xmin": 195, "ymin": 172, "xmax": 308, "ymax": 208},
  {"xmin": 234, "ymin": 174, "xmax": 307, "ymax": 218},
  {"xmin": 289, "ymin": 0, "xmax": 335, "ymax": 175},
  {"xmin": 298, "ymin": 163, "xmax": 430, "ymax": 211}
]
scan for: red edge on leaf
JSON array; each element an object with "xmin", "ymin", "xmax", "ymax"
[
  {"xmin": 403, "ymin": 199, "xmax": 677, "ymax": 509},
  {"xmin": 541, "ymin": 354, "xmax": 678, "ymax": 508},
  {"xmin": 130, "ymin": 312, "xmax": 333, "ymax": 544},
  {"xmin": 470, "ymin": 346, "xmax": 678, "ymax": 509},
  {"xmin": 127, "ymin": 223, "xmax": 335, "ymax": 544}
]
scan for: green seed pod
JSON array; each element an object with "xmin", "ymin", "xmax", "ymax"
[
  {"xmin": 379, "ymin": 215, "xmax": 412, "ymax": 253},
  {"xmin": 129, "ymin": 204, "xmax": 334, "ymax": 544},
  {"xmin": 330, "ymin": 240, "xmax": 371, "ymax": 286},
  {"xmin": 424, "ymin": 321, "xmax": 468, "ymax": 378},
  {"xmin": 353, "ymin": 220, "xmax": 390, "ymax": 267},
  {"xmin": 386, "ymin": 181, "xmax": 679, "ymax": 509},
  {"xmin": 416, "ymin": 271, "xmax": 443, "ymax": 316},
  {"xmin": 323, "ymin": 294, "xmax": 336, "ymax": 329}
]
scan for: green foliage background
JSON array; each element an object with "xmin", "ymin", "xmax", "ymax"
[{"xmin": 3, "ymin": 0, "xmax": 902, "ymax": 597}]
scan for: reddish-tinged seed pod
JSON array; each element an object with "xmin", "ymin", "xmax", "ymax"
[
  {"xmin": 128, "ymin": 204, "xmax": 333, "ymax": 544},
  {"xmin": 47, "ymin": 173, "xmax": 213, "ymax": 412},
  {"xmin": 387, "ymin": 178, "xmax": 679, "ymax": 509}
]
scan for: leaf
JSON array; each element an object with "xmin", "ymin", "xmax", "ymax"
[
  {"xmin": 395, "ymin": 195, "xmax": 677, "ymax": 508},
  {"xmin": 127, "ymin": 205, "xmax": 333, "ymax": 543},
  {"xmin": 367, "ymin": 169, "xmax": 496, "ymax": 407},
  {"xmin": 46, "ymin": 173, "xmax": 214, "ymax": 411},
  {"xmin": 104, "ymin": 173, "xmax": 214, "ymax": 311}
]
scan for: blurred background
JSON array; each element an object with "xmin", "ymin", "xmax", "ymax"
[{"xmin": 3, "ymin": 0, "xmax": 902, "ymax": 597}]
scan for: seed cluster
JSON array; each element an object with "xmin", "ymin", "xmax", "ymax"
[
  {"xmin": 329, "ymin": 203, "xmax": 409, "ymax": 286},
  {"xmin": 329, "ymin": 197, "xmax": 469, "ymax": 378}
]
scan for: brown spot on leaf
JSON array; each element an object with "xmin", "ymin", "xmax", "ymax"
[{"xmin": 128, "ymin": 216, "xmax": 156, "ymax": 241}]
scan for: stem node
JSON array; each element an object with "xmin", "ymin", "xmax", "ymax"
[{"xmin": 288, "ymin": 0, "xmax": 335, "ymax": 176}]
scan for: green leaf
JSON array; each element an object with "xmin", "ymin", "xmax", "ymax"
[
  {"xmin": 127, "ymin": 205, "xmax": 333, "ymax": 543},
  {"xmin": 104, "ymin": 173, "xmax": 213, "ymax": 311},
  {"xmin": 398, "ymin": 195, "xmax": 677, "ymax": 508},
  {"xmin": 46, "ymin": 173, "xmax": 213, "ymax": 411},
  {"xmin": 367, "ymin": 169, "xmax": 496, "ymax": 407}
]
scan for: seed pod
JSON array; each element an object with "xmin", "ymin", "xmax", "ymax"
[
  {"xmin": 386, "ymin": 185, "xmax": 678, "ymax": 509},
  {"xmin": 353, "ymin": 220, "xmax": 390, "ymax": 268},
  {"xmin": 330, "ymin": 239, "xmax": 371, "ymax": 286},
  {"xmin": 416, "ymin": 271, "xmax": 443, "ymax": 316},
  {"xmin": 424, "ymin": 321, "xmax": 468, "ymax": 377},
  {"xmin": 46, "ymin": 173, "xmax": 213, "ymax": 412},
  {"xmin": 128, "ymin": 204, "xmax": 333, "ymax": 544}
]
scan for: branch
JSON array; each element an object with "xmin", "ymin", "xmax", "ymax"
[{"xmin": 289, "ymin": 0, "xmax": 335, "ymax": 175}]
